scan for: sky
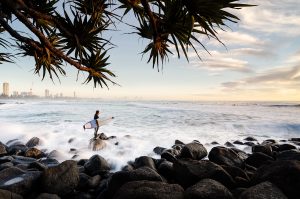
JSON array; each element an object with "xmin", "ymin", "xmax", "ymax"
[{"xmin": 0, "ymin": 0, "xmax": 300, "ymax": 101}]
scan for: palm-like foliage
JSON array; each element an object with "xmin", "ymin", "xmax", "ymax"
[{"xmin": 0, "ymin": 0, "xmax": 252, "ymax": 88}]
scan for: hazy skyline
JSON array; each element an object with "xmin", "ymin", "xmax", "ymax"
[{"xmin": 1, "ymin": 0, "xmax": 300, "ymax": 101}]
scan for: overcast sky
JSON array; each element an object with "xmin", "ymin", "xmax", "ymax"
[{"xmin": 1, "ymin": 0, "xmax": 300, "ymax": 101}]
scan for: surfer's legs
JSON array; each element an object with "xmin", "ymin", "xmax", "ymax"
[{"xmin": 94, "ymin": 127, "xmax": 99, "ymax": 138}]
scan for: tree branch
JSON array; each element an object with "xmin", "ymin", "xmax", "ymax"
[{"xmin": 141, "ymin": 0, "xmax": 158, "ymax": 40}]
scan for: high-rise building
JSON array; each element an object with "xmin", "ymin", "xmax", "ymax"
[
  {"xmin": 2, "ymin": 82, "xmax": 9, "ymax": 96},
  {"xmin": 45, "ymin": 89, "xmax": 50, "ymax": 98},
  {"xmin": 13, "ymin": 91, "xmax": 18, "ymax": 97}
]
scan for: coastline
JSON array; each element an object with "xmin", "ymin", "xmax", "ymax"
[{"xmin": 0, "ymin": 136, "xmax": 299, "ymax": 199}]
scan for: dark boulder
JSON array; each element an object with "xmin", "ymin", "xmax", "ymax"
[
  {"xmin": 244, "ymin": 137, "xmax": 257, "ymax": 142},
  {"xmin": 25, "ymin": 137, "xmax": 41, "ymax": 148},
  {"xmin": 68, "ymin": 138, "xmax": 75, "ymax": 143},
  {"xmin": 0, "ymin": 143, "xmax": 7, "ymax": 156},
  {"xmin": 275, "ymin": 144, "xmax": 297, "ymax": 152},
  {"xmin": 261, "ymin": 139, "xmax": 277, "ymax": 145},
  {"xmin": 233, "ymin": 140, "xmax": 244, "ymax": 145},
  {"xmin": 77, "ymin": 173, "xmax": 101, "ymax": 190},
  {"xmin": 252, "ymin": 145, "xmax": 272, "ymax": 156},
  {"xmin": 153, "ymin": 147, "xmax": 166, "ymax": 155},
  {"xmin": 12, "ymin": 156, "xmax": 36, "ymax": 165},
  {"xmin": 157, "ymin": 160, "xmax": 173, "ymax": 181},
  {"xmin": 245, "ymin": 152, "xmax": 274, "ymax": 168},
  {"xmin": 0, "ymin": 162, "xmax": 13, "ymax": 171},
  {"xmin": 244, "ymin": 142, "xmax": 255, "ymax": 147},
  {"xmin": 208, "ymin": 147, "xmax": 244, "ymax": 168},
  {"xmin": 252, "ymin": 160, "xmax": 300, "ymax": 199},
  {"xmin": 113, "ymin": 180, "xmax": 184, "ymax": 199},
  {"xmin": 224, "ymin": 142, "xmax": 235, "ymax": 148},
  {"xmin": 36, "ymin": 193, "xmax": 61, "ymax": 199},
  {"xmin": 0, "ymin": 189, "xmax": 23, "ymax": 199},
  {"xmin": 161, "ymin": 151, "xmax": 177, "ymax": 163},
  {"xmin": 6, "ymin": 139, "xmax": 23, "ymax": 147},
  {"xmin": 28, "ymin": 162, "xmax": 48, "ymax": 171},
  {"xmin": 106, "ymin": 167, "xmax": 163, "ymax": 198},
  {"xmin": 84, "ymin": 155, "xmax": 110, "ymax": 176},
  {"xmin": 0, "ymin": 156, "xmax": 13, "ymax": 164},
  {"xmin": 40, "ymin": 160, "xmax": 79, "ymax": 195},
  {"xmin": 275, "ymin": 149, "xmax": 300, "ymax": 161},
  {"xmin": 47, "ymin": 150, "xmax": 63, "ymax": 160},
  {"xmin": 239, "ymin": 181, "xmax": 287, "ymax": 199},
  {"xmin": 211, "ymin": 141, "xmax": 219, "ymax": 145},
  {"xmin": 231, "ymin": 148, "xmax": 249, "ymax": 161},
  {"xmin": 289, "ymin": 138, "xmax": 300, "ymax": 142},
  {"xmin": 0, "ymin": 167, "xmax": 41, "ymax": 195},
  {"xmin": 184, "ymin": 178, "xmax": 234, "ymax": 199},
  {"xmin": 7, "ymin": 145, "xmax": 28, "ymax": 156},
  {"xmin": 173, "ymin": 160, "xmax": 235, "ymax": 188},
  {"xmin": 25, "ymin": 148, "xmax": 43, "ymax": 159},
  {"xmin": 38, "ymin": 158, "xmax": 59, "ymax": 167},
  {"xmin": 180, "ymin": 142, "xmax": 207, "ymax": 160},
  {"xmin": 221, "ymin": 165, "xmax": 250, "ymax": 182},
  {"xmin": 133, "ymin": 156, "xmax": 156, "ymax": 170},
  {"xmin": 175, "ymin": 140, "xmax": 185, "ymax": 145},
  {"xmin": 77, "ymin": 159, "xmax": 88, "ymax": 166}
]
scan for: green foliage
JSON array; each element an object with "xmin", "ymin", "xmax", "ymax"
[{"xmin": 0, "ymin": 0, "xmax": 252, "ymax": 88}]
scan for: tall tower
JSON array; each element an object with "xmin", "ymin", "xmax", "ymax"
[
  {"xmin": 45, "ymin": 89, "xmax": 50, "ymax": 98},
  {"xmin": 2, "ymin": 82, "xmax": 9, "ymax": 96}
]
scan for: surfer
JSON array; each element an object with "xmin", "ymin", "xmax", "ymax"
[{"xmin": 94, "ymin": 110, "xmax": 100, "ymax": 138}]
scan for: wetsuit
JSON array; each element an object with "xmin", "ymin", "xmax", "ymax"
[{"xmin": 94, "ymin": 114, "xmax": 99, "ymax": 138}]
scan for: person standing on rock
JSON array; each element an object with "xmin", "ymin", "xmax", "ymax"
[{"xmin": 94, "ymin": 110, "xmax": 100, "ymax": 139}]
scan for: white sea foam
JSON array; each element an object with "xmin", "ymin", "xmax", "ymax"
[{"xmin": 0, "ymin": 100, "xmax": 299, "ymax": 171}]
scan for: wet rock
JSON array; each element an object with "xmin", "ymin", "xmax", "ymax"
[
  {"xmin": 261, "ymin": 139, "xmax": 277, "ymax": 145},
  {"xmin": 108, "ymin": 136, "xmax": 116, "ymax": 139},
  {"xmin": 245, "ymin": 152, "xmax": 274, "ymax": 168},
  {"xmin": 153, "ymin": 147, "xmax": 166, "ymax": 155},
  {"xmin": 231, "ymin": 148, "xmax": 249, "ymax": 161},
  {"xmin": 113, "ymin": 180, "xmax": 184, "ymax": 199},
  {"xmin": 25, "ymin": 148, "xmax": 43, "ymax": 159},
  {"xmin": 77, "ymin": 159, "xmax": 88, "ymax": 166},
  {"xmin": 12, "ymin": 156, "xmax": 36, "ymax": 165},
  {"xmin": 28, "ymin": 162, "xmax": 47, "ymax": 171},
  {"xmin": 211, "ymin": 141, "xmax": 219, "ymax": 145},
  {"xmin": 221, "ymin": 165, "xmax": 250, "ymax": 182},
  {"xmin": 208, "ymin": 147, "xmax": 244, "ymax": 168},
  {"xmin": 41, "ymin": 160, "xmax": 79, "ymax": 195},
  {"xmin": 84, "ymin": 155, "xmax": 110, "ymax": 176},
  {"xmin": 7, "ymin": 145, "xmax": 28, "ymax": 156},
  {"xmin": 224, "ymin": 142, "xmax": 235, "ymax": 148},
  {"xmin": 133, "ymin": 156, "xmax": 156, "ymax": 170},
  {"xmin": 275, "ymin": 144, "xmax": 297, "ymax": 152},
  {"xmin": 239, "ymin": 181, "xmax": 288, "ymax": 199},
  {"xmin": 244, "ymin": 142, "xmax": 255, "ymax": 147},
  {"xmin": 252, "ymin": 160, "xmax": 300, "ymax": 199},
  {"xmin": 36, "ymin": 193, "xmax": 60, "ymax": 199},
  {"xmin": 0, "ymin": 142, "xmax": 7, "ymax": 156},
  {"xmin": 0, "ymin": 162, "xmax": 13, "ymax": 171},
  {"xmin": 47, "ymin": 150, "xmax": 64, "ymax": 160},
  {"xmin": 6, "ymin": 139, "xmax": 23, "ymax": 147},
  {"xmin": 26, "ymin": 137, "xmax": 41, "ymax": 148},
  {"xmin": 252, "ymin": 145, "xmax": 272, "ymax": 156},
  {"xmin": 122, "ymin": 164, "xmax": 134, "ymax": 172},
  {"xmin": 233, "ymin": 140, "xmax": 244, "ymax": 145},
  {"xmin": 0, "ymin": 167, "xmax": 41, "ymax": 195},
  {"xmin": 106, "ymin": 167, "xmax": 163, "ymax": 198},
  {"xmin": 184, "ymin": 178, "xmax": 234, "ymax": 199},
  {"xmin": 276, "ymin": 149, "xmax": 300, "ymax": 161},
  {"xmin": 69, "ymin": 148, "xmax": 77, "ymax": 154},
  {"xmin": 157, "ymin": 160, "xmax": 173, "ymax": 181},
  {"xmin": 68, "ymin": 138, "xmax": 75, "ymax": 144},
  {"xmin": 78, "ymin": 173, "xmax": 90, "ymax": 190},
  {"xmin": 289, "ymin": 138, "xmax": 300, "ymax": 142},
  {"xmin": 244, "ymin": 137, "xmax": 257, "ymax": 142},
  {"xmin": 0, "ymin": 156, "xmax": 13, "ymax": 164},
  {"xmin": 38, "ymin": 158, "xmax": 59, "ymax": 167},
  {"xmin": 89, "ymin": 138, "xmax": 106, "ymax": 151},
  {"xmin": 0, "ymin": 189, "xmax": 23, "ymax": 199},
  {"xmin": 161, "ymin": 151, "xmax": 177, "ymax": 163},
  {"xmin": 88, "ymin": 174, "xmax": 101, "ymax": 188},
  {"xmin": 180, "ymin": 142, "xmax": 207, "ymax": 160},
  {"xmin": 173, "ymin": 160, "xmax": 234, "ymax": 188},
  {"xmin": 175, "ymin": 140, "xmax": 185, "ymax": 145}
]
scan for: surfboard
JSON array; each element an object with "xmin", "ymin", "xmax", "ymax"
[{"xmin": 83, "ymin": 117, "xmax": 114, "ymax": 129}]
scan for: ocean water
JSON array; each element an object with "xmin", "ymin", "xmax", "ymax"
[{"xmin": 0, "ymin": 100, "xmax": 300, "ymax": 170}]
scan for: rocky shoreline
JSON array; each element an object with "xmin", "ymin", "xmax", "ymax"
[{"xmin": 0, "ymin": 136, "xmax": 300, "ymax": 199}]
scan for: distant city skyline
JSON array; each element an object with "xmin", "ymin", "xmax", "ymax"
[{"xmin": 0, "ymin": 0, "xmax": 300, "ymax": 101}]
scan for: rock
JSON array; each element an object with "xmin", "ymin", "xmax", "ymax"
[
  {"xmin": 173, "ymin": 160, "xmax": 234, "ymax": 188},
  {"xmin": 6, "ymin": 139, "xmax": 23, "ymax": 147},
  {"xmin": 245, "ymin": 152, "xmax": 274, "ymax": 168},
  {"xmin": 252, "ymin": 160, "xmax": 300, "ymax": 199},
  {"xmin": 89, "ymin": 138, "xmax": 106, "ymax": 151},
  {"xmin": 184, "ymin": 178, "xmax": 234, "ymax": 199},
  {"xmin": 88, "ymin": 174, "xmax": 101, "ymax": 188},
  {"xmin": 7, "ymin": 145, "xmax": 28, "ymax": 156},
  {"xmin": 78, "ymin": 173, "xmax": 90, "ymax": 190},
  {"xmin": 161, "ymin": 151, "xmax": 177, "ymax": 163},
  {"xmin": 208, "ymin": 147, "xmax": 244, "ymax": 168},
  {"xmin": 221, "ymin": 165, "xmax": 250, "ymax": 182},
  {"xmin": 122, "ymin": 164, "xmax": 134, "ymax": 172},
  {"xmin": 25, "ymin": 148, "xmax": 43, "ymax": 159},
  {"xmin": 113, "ymin": 180, "xmax": 184, "ymax": 199},
  {"xmin": 180, "ymin": 142, "xmax": 207, "ymax": 160},
  {"xmin": 153, "ymin": 147, "xmax": 166, "ymax": 155},
  {"xmin": 231, "ymin": 148, "xmax": 249, "ymax": 161},
  {"xmin": 26, "ymin": 137, "xmax": 41, "ymax": 148},
  {"xmin": 261, "ymin": 139, "xmax": 277, "ymax": 145},
  {"xmin": 0, "ymin": 162, "xmax": 13, "ymax": 171},
  {"xmin": 244, "ymin": 137, "xmax": 257, "ymax": 142},
  {"xmin": 157, "ymin": 160, "xmax": 173, "ymax": 181},
  {"xmin": 47, "ymin": 150, "xmax": 64, "ymax": 159},
  {"xmin": 252, "ymin": 145, "xmax": 272, "ymax": 156},
  {"xmin": 106, "ymin": 167, "xmax": 163, "ymax": 198},
  {"xmin": 233, "ymin": 140, "xmax": 244, "ymax": 145},
  {"xmin": 133, "ymin": 156, "xmax": 156, "ymax": 170},
  {"xmin": 68, "ymin": 138, "xmax": 75, "ymax": 143},
  {"xmin": 12, "ymin": 156, "xmax": 36, "ymax": 165},
  {"xmin": 275, "ymin": 144, "xmax": 297, "ymax": 152},
  {"xmin": 239, "ymin": 181, "xmax": 288, "ymax": 199},
  {"xmin": 276, "ymin": 149, "xmax": 300, "ymax": 161},
  {"xmin": 244, "ymin": 142, "xmax": 255, "ymax": 147},
  {"xmin": 84, "ymin": 155, "xmax": 110, "ymax": 176},
  {"xmin": 0, "ymin": 189, "xmax": 23, "ymax": 199},
  {"xmin": 77, "ymin": 159, "xmax": 88, "ymax": 166},
  {"xmin": 211, "ymin": 141, "xmax": 219, "ymax": 145},
  {"xmin": 0, "ymin": 143, "xmax": 7, "ymax": 156},
  {"xmin": 38, "ymin": 158, "xmax": 59, "ymax": 167},
  {"xmin": 28, "ymin": 162, "xmax": 48, "ymax": 171},
  {"xmin": 99, "ymin": 133, "xmax": 109, "ymax": 140},
  {"xmin": 289, "ymin": 138, "xmax": 300, "ymax": 142},
  {"xmin": 108, "ymin": 136, "xmax": 117, "ymax": 139},
  {"xmin": 175, "ymin": 140, "xmax": 185, "ymax": 145},
  {"xmin": 224, "ymin": 142, "xmax": 235, "ymax": 148},
  {"xmin": 0, "ymin": 156, "xmax": 13, "ymax": 164},
  {"xmin": 41, "ymin": 160, "xmax": 79, "ymax": 195},
  {"xmin": 0, "ymin": 167, "xmax": 41, "ymax": 195},
  {"xmin": 290, "ymin": 141, "xmax": 300, "ymax": 146},
  {"xmin": 36, "ymin": 193, "xmax": 61, "ymax": 199}
]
